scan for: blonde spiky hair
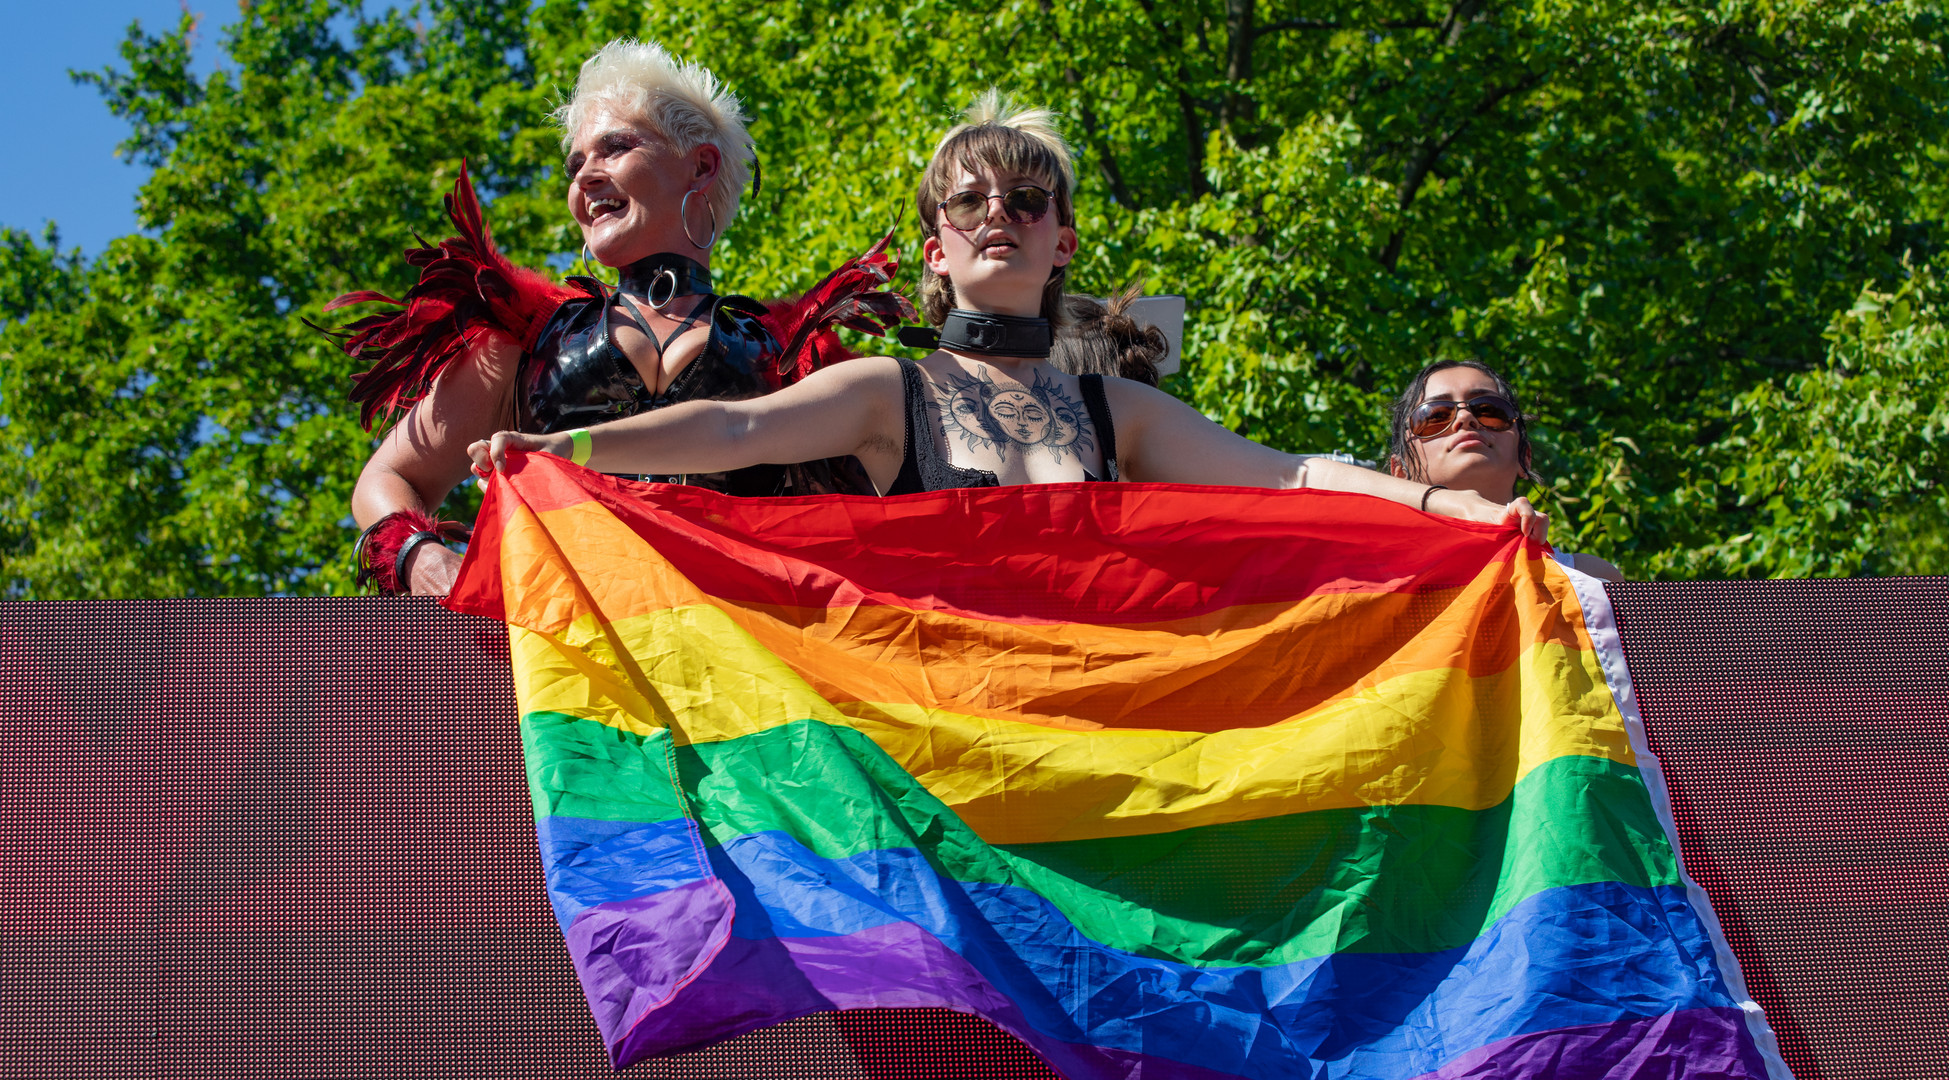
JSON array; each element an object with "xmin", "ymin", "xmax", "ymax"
[
  {"xmin": 916, "ymin": 91, "xmax": 1079, "ymax": 327},
  {"xmin": 552, "ymin": 39, "xmax": 756, "ymax": 232}
]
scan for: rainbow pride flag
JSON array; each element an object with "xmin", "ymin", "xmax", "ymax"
[{"xmin": 446, "ymin": 452, "xmax": 1787, "ymax": 1079}]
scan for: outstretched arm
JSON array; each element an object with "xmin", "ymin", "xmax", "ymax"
[
  {"xmin": 471, "ymin": 356, "xmax": 906, "ymax": 486},
  {"xmin": 1110, "ymin": 380, "xmax": 1548, "ymax": 542}
]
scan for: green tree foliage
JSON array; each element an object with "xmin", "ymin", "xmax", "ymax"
[
  {"xmin": 1666, "ymin": 261, "xmax": 1949, "ymax": 577},
  {"xmin": 1, "ymin": 0, "xmax": 1942, "ymax": 596}
]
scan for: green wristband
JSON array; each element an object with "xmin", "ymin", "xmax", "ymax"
[{"xmin": 568, "ymin": 428, "xmax": 593, "ymax": 466}]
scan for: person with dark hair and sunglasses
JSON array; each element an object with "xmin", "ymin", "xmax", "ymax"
[
  {"xmin": 1390, "ymin": 360, "xmax": 1622, "ymax": 581},
  {"xmin": 468, "ymin": 94, "xmax": 1546, "ymax": 543}
]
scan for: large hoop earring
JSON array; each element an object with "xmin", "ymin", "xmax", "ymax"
[
  {"xmin": 581, "ymin": 243, "xmax": 616, "ymax": 287},
  {"xmin": 681, "ymin": 190, "xmax": 719, "ymax": 251}
]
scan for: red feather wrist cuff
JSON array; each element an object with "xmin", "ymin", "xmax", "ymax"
[{"xmin": 355, "ymin": 510, "xmax": 472, "ymax": 595}]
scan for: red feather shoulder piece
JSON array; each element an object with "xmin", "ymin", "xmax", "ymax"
[
  {"xmin": 761, "ymin": 226, "xmax": 916, "ymax": 387},
  {"xmin": 313, "ymin": 162, "xmax": 577, "ymax": 431}
]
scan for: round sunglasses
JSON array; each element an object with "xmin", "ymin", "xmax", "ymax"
[
  {"xmin": 938, "ymin": 185, "xmax": 1055, "ymax": 232},
  {"xmin": 1409, "ymin": 395, "xmax": 1522, "ymax": 439}
]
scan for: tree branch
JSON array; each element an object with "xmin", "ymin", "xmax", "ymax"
[
  {"xmin": 1037, "ymin": 0, "xmax": 1138, "ymax": 206},
  {"xmin": 1134, "ymin": 0, "xmax": 1212, "ymax": 196},
  {"xmin": 1256, "ymin": 18, "xmax": 1439, "ymax": 34},
  {"xmin": 1078, "ymin": 100, "xmax": 1137, "ymax": 206},
  {"xmin": 1437, "ymin": 0, "xmax": 1486, "ymax": 47},
  {"xmin": 1377, "ymin": 71, "xmax": 1548, "ymax": 272},
  {"xmin": 1221, "ymin": 0, "xmax": 1256, "ymax": 138}
]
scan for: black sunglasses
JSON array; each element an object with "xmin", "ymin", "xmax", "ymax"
[
  {"xmin": 1409, "ymin": 395, "xmax": 1522, "ymax": 439},
  {"xmin": 938, "ymin": 185, "xmax": 1054, "ymax": 232}
]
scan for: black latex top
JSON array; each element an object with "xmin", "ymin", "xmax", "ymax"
[{"xmin": 515, "ymin": 262, "xmax": 786, "ymax": 496}]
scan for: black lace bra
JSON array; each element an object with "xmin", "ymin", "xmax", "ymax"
[{"xmin": 885, "ymin": 359, "xmax": 1120, "ymax": 495}]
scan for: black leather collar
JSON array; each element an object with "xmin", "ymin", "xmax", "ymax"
[
  {"xmin": 618, "ymin": 253, "xmax": 713, "ymax": 308},
  {"xmin": 898, "ymin": 309, "xmax": 1052, "ymax": 358}
]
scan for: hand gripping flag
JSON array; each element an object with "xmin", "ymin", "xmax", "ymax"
[{"xmin": 445, "ymin": 453, "xmax": 1790, "ymax": 1080}]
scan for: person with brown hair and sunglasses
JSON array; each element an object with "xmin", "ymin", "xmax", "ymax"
[
  {"xmin": 1389, "ymin": 360, "xmax": 1622, "ymax": 580},
  {"xmin": 468, "ymin": 94, "xmax": 1545, "ymax": 542}
]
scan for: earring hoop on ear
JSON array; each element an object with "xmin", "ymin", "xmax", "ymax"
[
  {"xmin": 681, "ymin": 190, "xmax": 719, "ymax": 251},
  {"xmin": 581, "ymin": 243, "xmax": 617, "ymax": 287}
]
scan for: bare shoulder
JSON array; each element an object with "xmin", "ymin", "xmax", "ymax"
[
  {"xmin": 774, "ymin": 355, "xmax": 909, "ymax": 466},
  {"xmin": 789, "ymin": 353, "xmax": 907, "ymax": 400},
  {"xmin": 735, "ymin": 354, "xmax": 910, "ymax": 439},
  {"xmin": 1100, "ymin": 377, "xmax": 1226, "ymax": 445},
  {"xmin": 800, "ymin": 353, "xmax": 904, "ymax": 383},
  {"xmin": 1100, "ymin": 375, "xmax": 1190, "ymax": 419},
  {"xmin": 463, "ymin": 328, "xmax": 524, "ymax": 379},
  {"xmin": 1571, "ymin": 552, "xmax": 1626, "ymax": 582},
  {"xmin": 424, "ymin": 325, "xmax": 518, "ymax": 397},
  {"xmin": 411, "ymin": 328, "xmax": 523, "ymax": 431}
]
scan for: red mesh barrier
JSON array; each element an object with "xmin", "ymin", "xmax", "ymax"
[
  {"xmin": 0, "ymin": 585, "xmax": 1943, "ymax": 1077},
  {"xmin": 0, "ymin": 598, "xmax": 1056, "ymax": 1079},
  {"xmin": 1608, "ymin": 578, "xmax": 1949, "ymax": 1080}
]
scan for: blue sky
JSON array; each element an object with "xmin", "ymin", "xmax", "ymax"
[{"xmin": 1, "ymin": 4, "xmax": 226, "ymax": 256}]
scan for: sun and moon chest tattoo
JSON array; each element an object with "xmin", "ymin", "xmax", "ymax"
[{"xmin": 929, "ymin": 365, "xmax": 1099, "ymax": 470}]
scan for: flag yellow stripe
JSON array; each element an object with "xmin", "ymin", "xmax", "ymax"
[{"xmin": 509, "ymin": 610, "xmax": 1630, "ymax": 844}]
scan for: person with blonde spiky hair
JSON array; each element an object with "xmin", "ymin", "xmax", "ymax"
[
  {"xmin": 324, "ymin": 39, "xmax": 909, "ymax": 595},
  {"xmin": 549, "ymin": 38, "xmax": 756, "ymax": 269},
  {"xmin": 466, "ymin": 93, "xmax": 1548, "ymax": 544}
]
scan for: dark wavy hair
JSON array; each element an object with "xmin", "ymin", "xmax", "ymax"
[
  {"xmin": 1388, "ymin": 360, "xmax": 1542, "ymax": 497},
  {"xmin": 1049, "ymin": 287, "xmax": 1165, "ymax": 386}
]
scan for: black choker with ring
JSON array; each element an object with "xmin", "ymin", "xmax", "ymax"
[
  {"xmin": 898, "ymin": 309, "xmax": 1052, "ymax": 359},
  {"xmin": 615, "ymin": 252, "xmax": 714, "ymax": 310}
]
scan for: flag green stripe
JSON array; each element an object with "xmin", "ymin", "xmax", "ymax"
[{"xmin": 524, "ymin": 711, "xmax": 1678, "ymax": 966}]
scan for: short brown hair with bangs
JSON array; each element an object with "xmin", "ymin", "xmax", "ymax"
[{"xmin": 916, "ymin": 92, "xmax": 1077, "ymax": 327}]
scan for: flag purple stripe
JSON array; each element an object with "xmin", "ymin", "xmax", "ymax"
[
  {"xmin": 608, "ymin": 917, "xmax": 1239, "ymax": 1080},
  {"xmin": 563, "ymin": 877, "xmax": 734, "ymax": 1048},
  {"xmin": 1412, "ymin": 1007, "xmax": 1773, "ymax": 1079},
  {"xmin": 578, "ymin": 878, "xmax": 1764, "ymax": 1079},
  {"xmin": 611, "ymin": 918, "xmax": 1768, "ymax": 1080}
]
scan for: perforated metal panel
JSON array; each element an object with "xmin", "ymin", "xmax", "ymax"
[
  {"xmin": 1609, "ymin": 578, "xmax": 1949, "ymax": 1080},
  {"xmin": 1, "ymin": 587, "xmax": 1943, "ymax": 1078},
  {"xmin": 0, "ymin": 598, "xmax": 1054, "ymax": 1079}
]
